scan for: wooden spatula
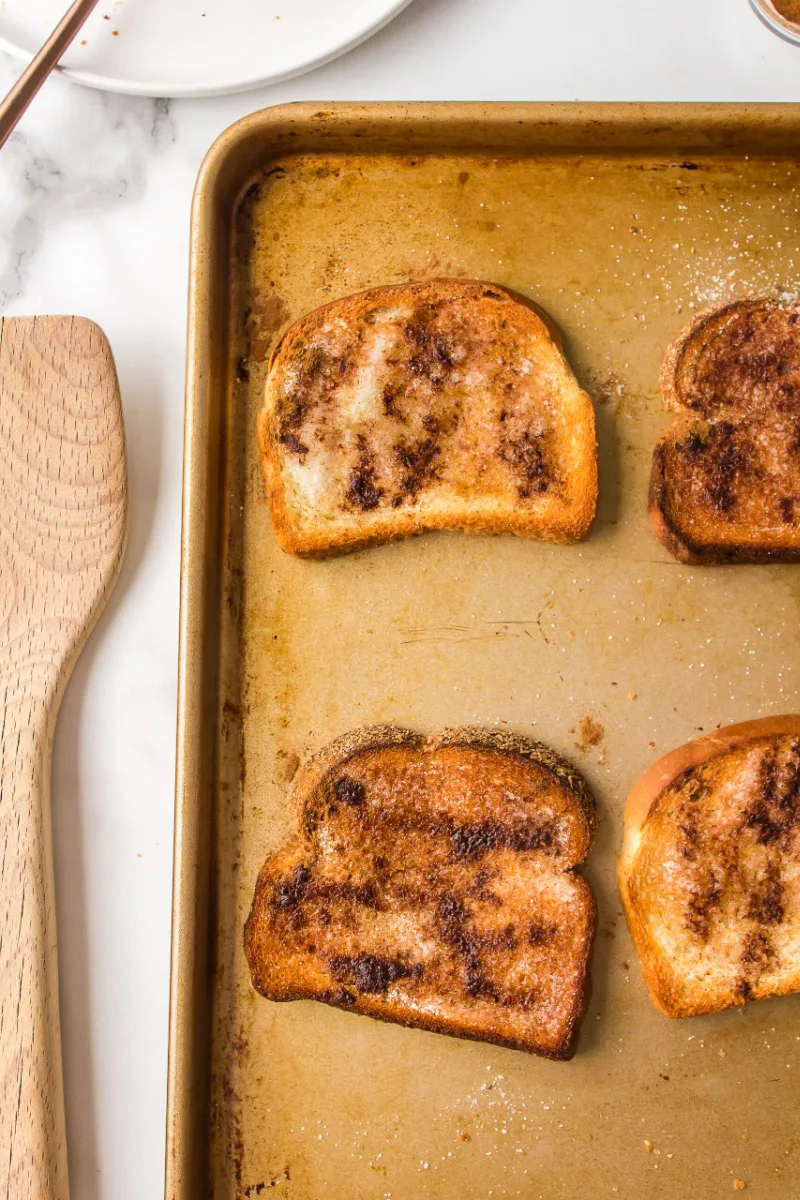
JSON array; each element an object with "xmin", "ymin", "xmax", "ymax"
[{"xmin": 0, "ymin": 317, "xmax": 127, "ymax": 1199}]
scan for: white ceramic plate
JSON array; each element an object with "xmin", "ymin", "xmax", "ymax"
[{"xmin": 0, "ymin": 0, "xmax": 415, "ymax": 97}]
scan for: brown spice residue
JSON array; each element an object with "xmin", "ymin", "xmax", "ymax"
[
  {"xmin": 773, "ymin": 0, "xmax": 800, "ymax": 24},
  {"xmin": 575, "ymin": 715, "xmax": 605, "ymax": 751},
  {"xmin": 274, "ymin": 749, "xmax": 300, "ymax": 785},
  {"xmin": 231, "ymin": 1025, "xmax": 249, "ymax": 1057},
  {"xmin": 247, "ymin": 290, "xmax": 289, "ymax": 362}
]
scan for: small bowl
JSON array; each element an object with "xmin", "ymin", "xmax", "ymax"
[{"xmin": 750, "ymin": 0, "xmax": 800, "ymax": 44}]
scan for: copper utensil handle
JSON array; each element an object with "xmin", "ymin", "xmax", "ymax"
[{"xmin": 0, "ymin": 0, "xmax": 101, "ymax": 151}]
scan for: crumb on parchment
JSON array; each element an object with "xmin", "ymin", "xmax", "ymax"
[
  {"xmin": 275, "ymin": 749, "xmax": 300, "ymax": 785},
  {"xmin": 733, "ymin": 1181, "xmax": 746, "ymax": 1192},
  {"xmin": 576, "ymin": 715, "xmax": 604, "ymax": 751}
]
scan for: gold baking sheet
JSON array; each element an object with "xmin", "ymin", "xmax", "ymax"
[{"xmin": 168, "ymin": 104, "xmax": 800, "ymax": 1200}]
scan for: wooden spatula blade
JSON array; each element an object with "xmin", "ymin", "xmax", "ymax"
[{"xmin": 0, "ymin": 316, "xmax": 127, "ymax": 1199}]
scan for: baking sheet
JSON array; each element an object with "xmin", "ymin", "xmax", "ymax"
[{"xmin": 169, "ymin": 104, "xmax": 800, "ymax": 1200}]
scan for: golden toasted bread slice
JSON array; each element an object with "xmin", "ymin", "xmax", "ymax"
[
  {"xmin": 244, "ymin": 726, "xmax": 598, "ymax": 1059},
  {"xmin": 619, "ymin": 717, "xmax": 800, "ymax": 1018},
  {"xmin": 257, "ymin": 279, "xmax": 598, "ymax": 556},
  {"xmin": 650, "ymin": 298, "xmax": 800, "ymax": 563}
]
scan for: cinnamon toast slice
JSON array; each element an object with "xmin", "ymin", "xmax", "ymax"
[
  {"xmin": 244, "ymin": 726, "xmax": 598, "ymax": 1059},
  {"xmin": 618, "ymin": 717, "xmax": 800, "ymax": 1018},
  {"xmin": 650, "ymin": 297, "xmax": 800, "ymax": 563},
  {"xmin": 257, "ymin": 279, "xmax": 598, "ymax": 556}
]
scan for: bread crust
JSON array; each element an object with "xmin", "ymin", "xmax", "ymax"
[
  {"xmin": 619, "ymin": 717, "xmax": 800, "ymax": 1017},
  {"xmin": 258, "ymin": 279, "xmax": 598, "ymax": 557},
  {"xmin": 244, "ymin": 725, "xmax": 598, "ymax": 1059},
  {"xmin": 650, "ymin": 297, "xmax": 800, "ymax": 564},
  {"xmin": 657, "ymin": 301, "xmax": 758, "ymax": 414}
]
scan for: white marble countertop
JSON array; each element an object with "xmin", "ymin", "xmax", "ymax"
[{"xmin": 1, "ymin": 0, "xmax": 799, "ymax": 1196}]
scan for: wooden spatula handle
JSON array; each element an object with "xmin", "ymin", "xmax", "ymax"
[{"xmin": 0, "ymin": 692, "xmax": 68, "ymax": 1198}]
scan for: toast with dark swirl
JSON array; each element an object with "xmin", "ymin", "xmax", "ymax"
[
  {"xmin": 258, "ymin": 280, "xmax": 598, "ymax": 556},
  {"xmin": 650, "ymin": 298, "xmax": 800, "ymax": 563},
  {"xmin": 619, "ymin": 716, "xmax": 800, "ymax": 1017},
  {"xmin": 244, "ymin": 726, "xmax": 598, "ymax": 1059}
]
